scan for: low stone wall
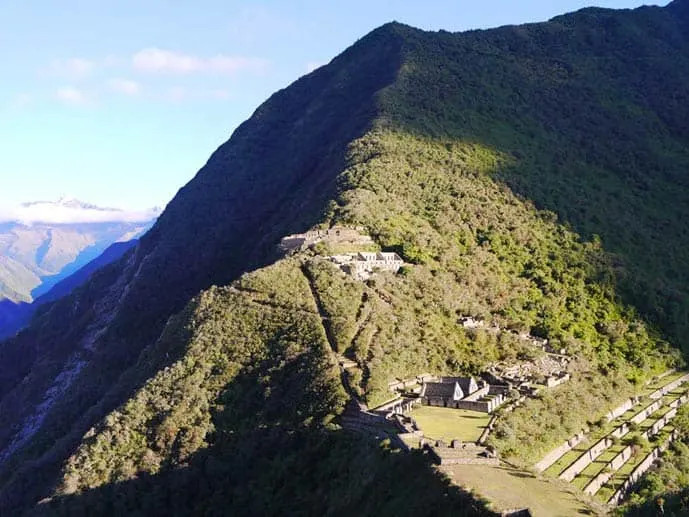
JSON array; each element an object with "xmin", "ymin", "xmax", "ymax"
[
  {"xmin": 608, "ymin": 430, "xmax": 679, "ymax": 506},
  {"xmin": 535, "ymin": 431, "xmax": 587, "ymax": 472},
  {"xmin": 630, "ymin": 400, "xmax": 663, "ymax": 425},
  {"xmin": 478, "ymin": 414, "xmax": 499, "ymax": 445},
  {"xmin": 606, "ymin": 398, "xmax": 636, "ymax": 422},
  {"xmin": 560, "ymin": 436, "xmax": 613, "ymax": 482},
  {"xmin": 583, "ymin": 446, "xmax": 633, "ymax": 496},
  {"xmin": 427, "ymin": 445, "xmax": 500, "ymax": 466},
  {"xmin": 648, "ymin": 373, "xmax": 689, "ymax": 400}
]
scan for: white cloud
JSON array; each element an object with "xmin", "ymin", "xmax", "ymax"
[
  {"xmin": 49, "ymin": 58, "xmax": 94, "ymax": 79},
  {"xmin": 107, "ymin": 78, "xmax": 141, "ymax": 96},
  {"xmin": 132, "ymin": 48, "xmax": 267, "ymax": 75},
  {"xmin": 0, "ymin": 200, "xmax": 160, "ymax": 225},
  {"xmin": 55, "ymin": 87, "xmax": 91, "ymax": 106}
]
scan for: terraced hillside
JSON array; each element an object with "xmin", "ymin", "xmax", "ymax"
[{"xmin": 538, "ymin": 372, "xmax": 689, "ymax": 506}]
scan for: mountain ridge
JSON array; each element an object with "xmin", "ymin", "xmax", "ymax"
[{"xmin": 1, "ymin": 2, "xmax": 689, "ymax": 514}]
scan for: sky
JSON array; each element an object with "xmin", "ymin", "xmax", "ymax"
[{"xmin": 0, "ymin": 0, "xmax": 670, "ymax": 218}]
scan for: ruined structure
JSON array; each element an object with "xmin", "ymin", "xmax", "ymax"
[
  {"xmin": 426, "ymin": 440, "xmax": 500, "ymax": 466},
  {"xmin": 279, "ymin": 225, "xmax": 373, "ymax": 251},
  {"xmin": 330, "ymin": 251, "xmax": 404, "ymax": 279},
  {"xmin": 420, "ymin": 376, "xmax": 506, "ymax": 413}
]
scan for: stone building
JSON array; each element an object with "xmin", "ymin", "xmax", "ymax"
[
  {"xmin": 331, "ymin": 251, "xmax": 404, "ymax": 279},
  {"xmin": 420, "ymin": 376, "xmax": 505, "ymax": 413},
  {"xmin": 421, "ymin": 381, "xmax": 466, "ymax": 407},
  {"xmin": 279, "ymin": 226, "xmax": 373, "ymax": 251}
]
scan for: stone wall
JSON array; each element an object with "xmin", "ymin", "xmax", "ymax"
[
  {"xmin": 583, "ymin": 446, "xmax": 633, "ymax": 495},
  {"xmin": 670, "ymin": 393, "xmax": 689, "ymax": 409},
  {"xmin": 534, "ymin": 431, "xmax": 587, "ymax": 472},
  {"xmin": 560, "ymin": 436, "xmax": 614, "ymax": 482},
  {"xmin": 648, "ymin": 373, "xmax": 689, "ymax": 400},
  {"xmin": 610, "ymin": 446, "xmax": 634, "ymax": 470},
  {"xmin": 427, "ymin": 444, "xmax": 500, "ymax": 466},
  {"xmin": 545, "ymin": 373, "xmax": 570, "ymax": 388},
  {"xmin": 478, "ymin": 414, "xmax": 499, "ymax": 445},
  {"xmin": 630, "ymin": 400, "xmax": 663, "ymax": 424},
  {"xmin": 455, "ymin": 395, "xmax": 504, "ymax": 413},
  {"xmin": 606, "ymin": 398, "xmax": 636, "ymax": 422},
  {"xmin": 608, "ymin": 430, "xmax": 679, "ymax": 506},
  {"xmin": 463, "ymin": 384, "xmax": 490, "ymax": 402}
]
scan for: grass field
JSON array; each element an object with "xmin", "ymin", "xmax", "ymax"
[
  {"xmin": 411, "ymin": 406, "xmax": 490, "ymax": 443},
  {"xmin": 442, "ymin": 463, "xmax": 606, "ymax": 516}
]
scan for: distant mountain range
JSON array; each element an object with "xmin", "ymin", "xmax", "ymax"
[
  {"xmin": 0, "ymin": 198, "xmax": 159, "ymax": 336},
  {"xmin": 0, "ymin": 239, "xmax": 139, "ymax": 339}
]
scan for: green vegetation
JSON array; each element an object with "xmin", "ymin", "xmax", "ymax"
[
  {"xmin": 411, "ymin": 406, "xmax": 490, "ymax": 443},
  {"xmin": 36, "ymin": 259, "xmax": 494, "ymax": 516},
  {"xmin": 618, "ymin": 406, "xmax": 689, "ymax": 515},
  {"xmin": 3, "ymin": 2, "xmax": 689, "ymax": 514}
]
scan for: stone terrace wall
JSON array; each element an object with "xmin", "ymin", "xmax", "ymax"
[
  {"xmin": 535, "ymin": 432, "xmax": 587, "ymax": 472},
  {"xmin": 606, "ymin": 398, "xmax": 636, "ymax": 422},
  {"xmin": 589, "ymin": 395, "xmax": 689, "ymax": 498},
  {"xmin": 608, "ymin": 430, "xmax": 679, "ymax": 506},
  {"xmin": 630, "ymin": 400, "xmax": 664, "ymax": 424},
  {"xmin": 649, "ymin": 373, "xmax": 689, "ymax": 400},
  {"xmin": 670, "ymin": 393, "xmax": 689, "ymax": 409},
  {"xmin": 583, "ymin": 446, "xmax": 633, "ymax": 496},
  {"xmin": 560, "ymin": 436, "xmax": 615, "ymax": 482}
]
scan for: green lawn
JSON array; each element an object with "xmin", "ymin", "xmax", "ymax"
[{"xmin": 411, "ymin": 406, "xmax": 490, "ymax": 443}]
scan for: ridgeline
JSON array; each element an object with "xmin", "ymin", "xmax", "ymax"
[{"xmin": 2, "ymin": 2, "xmax": 689, "ymax": 515}]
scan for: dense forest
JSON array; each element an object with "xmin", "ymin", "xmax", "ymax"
[{"xmin": 1, "ymin": 1, "xmax": 689, "ymax": 515}]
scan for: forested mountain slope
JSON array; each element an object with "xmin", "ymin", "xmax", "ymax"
[
  {"xmin": 2, "ymin": 1, "xmax": 689, "ymax": 515},
  {"xmin": 0, "ymin": 240, "xmax": 139, "ymax": 340}
]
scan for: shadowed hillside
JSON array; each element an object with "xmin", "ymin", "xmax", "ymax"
[{"xmin": 1, "ymin": 2, "xmax": 689, "ymax": 515}]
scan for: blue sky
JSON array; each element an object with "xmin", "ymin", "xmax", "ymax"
[{"xmin": 0, "ymin": 0, "xmax": 668, "ymax": 214}]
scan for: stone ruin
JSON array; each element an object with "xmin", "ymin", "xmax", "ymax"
[
  {"xmin": 330, "ymin": 251, "xmax": 404, "ymax": 280},
  {"xmin": 279, "ymin": 225, "xmax": 373, "ymax": 252},
  {"xmin": 426, "ymin": 440, "xmax": 500, "ymax": 466},
  {"xmin": 419, "ymin": 376, "xmax": 507, "ymax": 414}
]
